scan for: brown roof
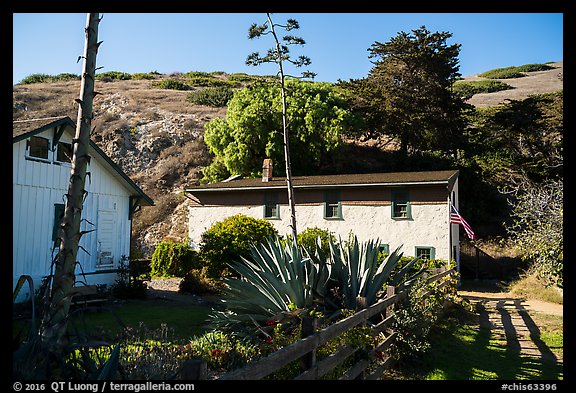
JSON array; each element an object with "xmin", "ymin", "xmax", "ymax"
[
  {"xmin": 186, "ymin": 170, "xmax": 459, "ymax": 192},
  {"xmin": 13, "ymin": 116, "xmax": 74, "ymax": 140}
]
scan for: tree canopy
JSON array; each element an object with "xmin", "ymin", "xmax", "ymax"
[
  {"xmin": 340, "ymin": 26, "xmax": 470, "ymax": 156},
  {"xmin": 202, "ymin": 79, "xmax": 360, "ymax": 183}
]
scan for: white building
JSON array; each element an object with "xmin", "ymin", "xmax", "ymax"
[
  {"xmin": 13, "ymin": 116, "xmax": 153, "ymax": 302},
  {"xmin": 186, "ymin": 162, "xmax": 461, "ymax": 267}
]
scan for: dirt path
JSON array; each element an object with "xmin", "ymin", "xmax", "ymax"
[{"xmin": 458, "ymin": 286, "xmax": 563, "ymax": 366}]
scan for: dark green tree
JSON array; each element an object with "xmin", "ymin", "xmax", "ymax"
[{"xmin": 340, "ymin": 26, "xmax": 470, "ymax": 156}]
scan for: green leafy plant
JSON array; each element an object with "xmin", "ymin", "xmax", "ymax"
[
  {"xmin": 453, "ymin": 80, "xmax": 513, "ymax": 99},
  {"xmin": 328, "ymin": 236, "xmax": 423, "ymax": 309},
  {"xmin": 150, "ymin": 241, "xmax": 200, "ymax": 278},
  {"xmin": 209, "ymin": 236, "xmax": 331, "ymax": 336},
  {"xmin": 19, "ymin": 73, "xmax": 81, "ymax": 84},
  {"xmin": 199, "ymin": 214, "xmax": 278, "ymax": 278},
  {"xmin": 187, "ymin": 76, "xmax": 235, "ymax": 87},
  {"xmin": 131, "ymin": 72, "xmax": 157, "ymax": 80},
  {"xmin": 110, "ymin": 256, "xmax": 148, "ymax": 299},
  {"xmin": 186, "ymin": 86, "xmax": 234, "ymax": 107},
  {"xmin": 152, "ymin": 79, "xmax": 191, "ymax": 90},
  {"xmin": 294, "ymin": 227, "xmax": 336, "ymax": 257},
  {"xmin": 95, "ymin": 71, "xmax": 132, "ymax": 81},
  {"xmin": 179, "ymin": 267, "xmax": 222, "ymax": 295}
]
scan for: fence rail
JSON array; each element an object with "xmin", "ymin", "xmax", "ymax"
[{"xmin": 182, "ymin": 267, "xmax": 456, "ymax": 380}]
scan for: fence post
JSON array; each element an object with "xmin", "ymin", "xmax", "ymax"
[
  {"xmin": 179, "ymin": 359, "xmax": 207, "ymax": 380},
  {"xmin": 299, "ymin": 315, "xmax": 317, "ymax": 373},
  {"xmin": 384, "ymin": 286, "xmax": 395, "ymax": 320}
]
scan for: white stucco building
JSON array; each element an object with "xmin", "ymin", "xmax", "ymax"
[
  {"xmin": 186, "ymin": 165, "xmax": 462, "ymax": 268},
  {"xmin": 13, "ymin": 116, "xmax": 154, "ymax": 302}
]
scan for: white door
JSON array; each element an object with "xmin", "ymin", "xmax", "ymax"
[{"xmin": 97, "ymin": 210, "xmax": 116, "ymax": 267}]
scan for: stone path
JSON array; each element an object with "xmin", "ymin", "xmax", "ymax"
[{"xmin": 459, "ymin": 290, "xmax": 563, "ymax": 366}]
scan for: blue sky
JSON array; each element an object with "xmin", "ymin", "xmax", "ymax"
[{"xmin": 13, "ymin": 13, "xmax": 563, "ymax": 85}]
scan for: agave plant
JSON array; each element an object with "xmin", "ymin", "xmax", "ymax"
[
  {"xmin": 209, "ymin": 236, "xmax": 331, "ymax": 336},
  {"xmin": 327, "ymin": 236, "xmax": 423, "ymax": 309}
]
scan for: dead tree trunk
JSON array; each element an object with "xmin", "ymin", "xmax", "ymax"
[{"xmin": 40, "ymin": 13, "xmax": 101, "ymax": 349}]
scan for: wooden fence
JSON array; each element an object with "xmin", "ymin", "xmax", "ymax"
[{"xmin": 181, "ymin": 267, "xmax": 456, "ymax": 380}]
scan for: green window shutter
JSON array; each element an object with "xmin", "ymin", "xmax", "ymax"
[
  {"xmin": 52, "ymin": 203, "xmax": 65, "ymax": 241},
  {"xmin": 391, "ymin": 189, "xmax": 411, "ymax": 219}
]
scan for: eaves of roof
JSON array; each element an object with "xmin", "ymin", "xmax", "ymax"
[
  {"xmin": 13, "ymin": 116, "xmax": 154, "ymax": 207},
  {"xmin": 186, "ymin": 169, "xmax": 459, "ymax": 193}
]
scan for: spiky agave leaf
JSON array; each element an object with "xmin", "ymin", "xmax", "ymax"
[
  {"xmin": 328, "ymin": 236, "xmax": 422, "ymax": 309},
  {"xmin": 209, "ymin": 236, "xmax": 330, "ymax": 334}
]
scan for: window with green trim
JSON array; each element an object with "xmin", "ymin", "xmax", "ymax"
[
  {"xmin": 324, "ymin": 190, "xmax": 342, "ymax": 219},
  {"xmin": 263, "ymin": 192, "xmax": 280, "ymax": 219},
  {"xmin": 391, "ymin": 190, "xmax": 411, "ymax": 219},
  {"xmin": 415, "ymin": 246, "xmax": 435, "ymax": 260},
  {"xmin": 378, "ymin": 243, "xmax": 390, "ymax": 255},
  {"xmin": 52, "ymin": 203, "xmax": 65, "ymax": 241}
]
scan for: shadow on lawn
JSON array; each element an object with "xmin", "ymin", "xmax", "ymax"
[{"xmin": 418, "ymin": 301, "xmax": 563, "ymax": 380}]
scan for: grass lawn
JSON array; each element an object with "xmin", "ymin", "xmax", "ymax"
[
  {"xmin": 387, "ymin": 304, "xmax": 563, "ymax": 380},
  {"xmin": 68, "ymin": 299, "xmax": 214, "ymax": 342},
  {"xmin": 14, "ymin": 298, "xmax": 214, "ymax": 345}
]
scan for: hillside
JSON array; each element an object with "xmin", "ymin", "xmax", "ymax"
[{"xmin": 12, "ymin": 62, "xmax": 563, "ymax": 256}]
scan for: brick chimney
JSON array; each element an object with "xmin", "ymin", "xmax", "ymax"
[{"xmin": 262, "ymin": 158, "xmax": 273, "ymax": 182}]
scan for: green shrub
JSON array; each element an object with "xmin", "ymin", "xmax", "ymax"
[
  {"xmin": 19, "ymin": 73, "xmax": 51, "ymax": 84},
  {"xmin": 453, "ymin": 80, "xmax": 513, "ymax": 99},
  {"xmin": 187, "ymin": 76, "xmax": 236, "ymax": 87},
  {"xmin": 478, "ymin": 67, "xmax": 526, "ymax": 79},
  {"xmin": 152, "ymin": 79, "xmax": 191, "ymax": 90},
  {"xmin": 131, "ymin": 72, "xmax": 157, "ymax": 80},
  {"xmin": 296, "ymin": 226, "xmax": 336, "ymax": 256},
  {"xmin": 185, "ymin": 71, "xmax": 214, "ymax": 78},
  {"xmin": 95, "ymin": 71, "xmax": 133, "ymax": 81},
  {"xmin": 150, "ymin": 241, "xmax": 200, "ymax": 277},
  {"xmin": 514, "ymin": 63, "xmax": 555, "ymax": 72},
  {"xmin": 181, "ymin": 331, "xmax": 262, "ymax": 371},
  {"xmin": 476, "ymin": 62, "xmax": 556, "ymax": 80},
  {"xmin": 19, "ymin": 73, "xmax": 80, "ymax": 84},
  {"xmin": 199, "ymin": 214, "xmax": 279, "ymax": 278},
  {"xmin": 179, "ymin": 267, "xmax": 222, "ymax": 295},
  {"xmin": 186, "ymin": 86, "xmax": 234, "ymax": 107}
]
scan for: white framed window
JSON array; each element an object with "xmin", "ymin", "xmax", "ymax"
[
  {"xmin": 26, "ymin": 136, "xmax": 51, "ymax": 161},
  {"xmin": 56, "ymin": 141, "xmax": 73, "ymax": 163}
]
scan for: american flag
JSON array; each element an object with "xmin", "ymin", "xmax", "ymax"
[{"xmin": 450, "ymin": 203, "xmax": 476, "ymax": 240}]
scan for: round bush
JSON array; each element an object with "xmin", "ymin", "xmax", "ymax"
[
  {"xmin": 296, "ymin": 226, "xmax": 336, "ymax": 256},
  {"xmin": 199, "ymin": 214, "xmax": 279, "ymax": 278},
  {"xmin": 150, "ymin": 241, "xmax": 200, "ymax": 277}
]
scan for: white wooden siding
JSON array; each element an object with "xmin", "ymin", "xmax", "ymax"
[{"xmin": 13, "ymin": 127, "xmax": 133, "ymax": 301}]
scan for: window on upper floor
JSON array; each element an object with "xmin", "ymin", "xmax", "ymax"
[
  {"xmin": 27, "ymin": 136, "xmax": 50, "ymax": 160},
  {"xmin": 263, "ymin": 192, "xmax": 280, "ymax": 219},
  {"xmin": 324, "ymin": 190, "xmax": 342, "ymax": 220},
  {"xmin": 56, "ymin": 141, "xmax": 73, "ymax": 163},
  {"xmin": 391, "ymin": 190, "xmax": 411, "ymax": 220}
]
